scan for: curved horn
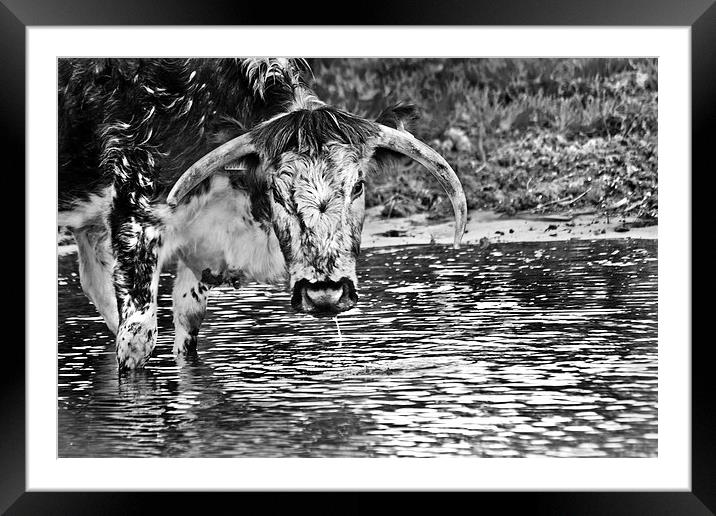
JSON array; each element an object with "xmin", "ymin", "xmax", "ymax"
[
  {"xmin": 167, "ymin": 133, "xmax": 256, "ymax": 207},
  {"xmin": 373, "ymin": 124, "xmax": 467, "ymax": 249}
]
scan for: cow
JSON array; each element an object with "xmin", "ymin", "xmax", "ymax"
[{"xmin": 58, "ymin": 58, "xmax": 467, "ymax": 371}]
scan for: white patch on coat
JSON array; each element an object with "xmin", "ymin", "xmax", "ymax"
[
  {"xmin": 73, "ymin": 228, "xmax": 119, "ymax": 334},
  {"xmin": 161, "ymin": 175, "xmax": 286, "ymax": 284},
  {"xmin": 58, "ymin": 177, "xmax": 286, "ymax": 286}
]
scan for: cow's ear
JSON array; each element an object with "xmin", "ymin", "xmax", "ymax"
[
  {"xmin": 374, "ymin": 102, "xmax": 419, "ymax": 132},
  {"xmin": 226, "ymin": 153, "xmax": 261, "ymax": 190},
  {"xmin": 240, "ymin": 154, "xmax": 274, "ymax": 224},
  {"xmin": 370, "ymin": 103, "xmax": 420, "ymax": 171}
]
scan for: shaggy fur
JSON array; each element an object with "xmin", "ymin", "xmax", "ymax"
[
  {"xmin": 252, "ymin": 107, "xmax": 379, "ymax": 160},
  {"xmin": 59, "ymin": 58, "xmax": 418, "ymax": 370}
]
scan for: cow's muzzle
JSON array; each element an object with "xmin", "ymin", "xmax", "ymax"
[{"xmin": 291, "ymin": 278, "xmax": 358, "ymax": 316}]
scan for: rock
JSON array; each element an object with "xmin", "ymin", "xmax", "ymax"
[
  {"xmin": 374, "ymin": 229, "xmax": 409, "ymax": 238},
  {"xmin": 444, "ymin": 127, "xmax": 473, "ymax": 153}
]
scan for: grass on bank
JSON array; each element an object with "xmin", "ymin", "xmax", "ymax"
[{"xmin": 307, "ymin": 58, "xmax": 658, "ymax": 222}]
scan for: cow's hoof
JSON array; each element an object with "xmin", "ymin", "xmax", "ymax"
[
  {"xmin": 173, "ymin": 331, "xmax": 198, "ymax": 356},
  {"xmin": 117, "ymin": 353, "xmax": 150, "ymax": 372},
  {"xmin": 116, "ymin": 313, "xmax": 157, "ymax": 371}
]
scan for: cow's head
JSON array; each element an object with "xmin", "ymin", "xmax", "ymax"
[{"xmin": 167, "ymin": 105, "xmax": 466, "ymax": 316}]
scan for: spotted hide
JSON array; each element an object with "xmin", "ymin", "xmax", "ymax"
[{"xmin": 58, "ymin": 58, "xmax": 466, "ymax": 370}]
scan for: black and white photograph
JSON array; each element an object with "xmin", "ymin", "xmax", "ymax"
[
  {"xmin": 3, "ymin": 1, "xmax": 707, "ymax": 506},
  {"xmin": 56, "ymin": 56, "xmax": 659, "ymax": 459}
]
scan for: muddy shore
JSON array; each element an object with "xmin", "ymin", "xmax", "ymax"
[{"xmin": 361, "ymin": 206, "xmax": 656, "ymax": 248}]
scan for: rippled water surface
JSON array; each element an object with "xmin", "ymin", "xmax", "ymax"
[{"xmin": 58, "ymin": 239, "xmax": 657, "ymax": 457}]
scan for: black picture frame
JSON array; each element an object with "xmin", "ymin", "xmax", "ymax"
[{"xmin": 7, "ymin": 0, "xmax": 713, "ymax": 513}]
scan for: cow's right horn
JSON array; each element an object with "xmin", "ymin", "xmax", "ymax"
[{"xmin": 167, "ymin": 133, "xmax": 256, "ymax": 207}]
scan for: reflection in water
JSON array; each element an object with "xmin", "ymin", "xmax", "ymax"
[{"xmin": 58, "ymin": 239, "xmax": 657, "ymax": 457}]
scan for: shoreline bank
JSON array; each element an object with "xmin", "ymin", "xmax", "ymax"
[
  {"xmin": 361, "ymin": 207, "xmax": 657, "ymax": 248},
  {"xmin": 57, "ymin": 208, "xmax": 657, "ymax": 257}
]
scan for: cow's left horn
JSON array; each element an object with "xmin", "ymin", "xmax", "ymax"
[
  {"xmin": 373, "ymin": 124, "xmax": 467, "ymax": 249},
  {"xmin": 167, "ymin": 133, "xmax": 256, "ymax": 207}
]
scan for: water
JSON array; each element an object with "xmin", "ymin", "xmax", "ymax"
[{"xmin": 58, "ymin": 239, "xmax": 658, "ymax": 458}]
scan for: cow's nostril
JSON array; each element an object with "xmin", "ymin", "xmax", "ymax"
[
  {"xmin": 305, "ymin": 286, "xmax": 343, "ymax": 307},
  {"xmin": 291, "ymin": 278, "xmax": 358, "ymax": 315}
]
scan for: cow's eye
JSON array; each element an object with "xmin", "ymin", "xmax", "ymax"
[{"xmin": 351, "ymin": 180, "xmax": 364, "ymax": 199}]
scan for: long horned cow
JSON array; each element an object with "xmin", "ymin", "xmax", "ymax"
[{"xmin": 58, "ymin": 58, "xmax": 467, "ymax": 370}]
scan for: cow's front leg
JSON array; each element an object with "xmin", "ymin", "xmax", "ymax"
[
  {"xmin": 172, "ymin": 260, "xmax": 210, "ymax": 356},
  {"xmin": 111, "ymin": 217, "xmax": 162, "ymax": 371}
]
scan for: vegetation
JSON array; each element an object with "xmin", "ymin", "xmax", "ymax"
[{"xmin": 307, "ymin": 58, "xmax": 658, "ymax": 221}]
